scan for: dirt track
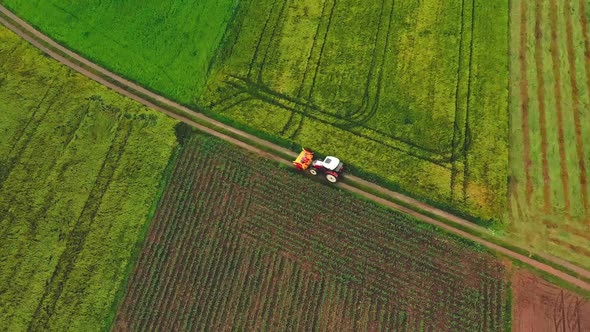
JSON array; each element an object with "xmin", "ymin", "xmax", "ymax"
[{"xmin": 2, "ymin": 5, "xmax": 590, "ymax": 292}]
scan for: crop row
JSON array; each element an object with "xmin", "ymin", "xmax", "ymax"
[
  {"xmin": 242, "ymin": 172, "xmax": 504, "ymax": 328},
  {"xmin": 114, "ymin": 132, "xmax": 508, "ymax": 331}
]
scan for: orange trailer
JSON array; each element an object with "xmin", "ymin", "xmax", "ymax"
[{"xmin": 293, "ymin": 148, "xmax": 314, "ymax": 170}]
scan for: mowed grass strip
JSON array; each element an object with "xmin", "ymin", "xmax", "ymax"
[
  {"xmin": 0, "ymin": 26, "xmax": 178, "ymax": 331},
  {"xmin": 114, "ymin": 131, "xmax": 510, "ymax": 331},
  {"xmin": 0, "ymin": 0, "xmax": 238, "ymax": 104},
  {"xmin": 508, "ymin": 0, "xmax": 590, "ymax": 269}
]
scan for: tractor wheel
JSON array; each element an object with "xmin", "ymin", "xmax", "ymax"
[
  {"xmin": 309, "ymin": 168, "xmax": 318, "ymax": 176},
  {"xmin": 326, "ymin": 174, "xmax": 337, "ymax": 183}
]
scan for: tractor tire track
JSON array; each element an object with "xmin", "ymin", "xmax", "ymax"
[
  {"xmin": 565, "ymin": 0, "xmax": 589, "ymax": 218},
  {"xmin": 535, "ymin": 0, "xmax": 552, "ymax": 213},
  {"xmin": 450, "ymin": 0, "xmax": 468, "ymax": 203},
  {"xmin": 0, "ymin": 72, "xmax": 65, "ymax": 191},
  {"xmin": 345, "ymin": 0, "xmax": 388, "ymax": 120},
  {"xmin": 290, "ymin": 0, "xmax": 338, "ymax": 139},
  {"xmin": 227, "ymin": 72, "xmax": 451, "ymax": 156},
  {"xmin": 247, "ymin": 0, "xmax": 279, "ymax": 79},
  {"xmin": 216, "ymin": 96, "xmax": 254, "ymax": 114},
  {"xmin": 0, "ymin": 40, "xmax": 21, "ymax": 68},
  {"xmin": 462, "ymin": 0, "xmax": 476, "ymax": 203},
  {"xmin": 27, "ymin": 102, "xmax": 91, "ymax": 236},
  {"xmin": 220, "ymin": 0, "xmax": 252, "ymax": 70},
  {"xmin": 257, "ymin": 0, "xmax": 288, "ymax": 85},
  {"xmin": 280, "ymin": 0, "xmax": 331, "ymax": 136},
  {"xmin": 348, "ymin": 0, "xmax": 395, "ymax": 126},
  {"xmin": 28, "ymin": 121, "xmax": 133, "ymax": 331},
  {"xmin": 3, "ymin": 5, "xmax": 590, "ymax": 294},
  {"xmin": 209, "ymin": 90, "xmax": 247, "ymax": 111},
  {"xmin": 0, "ymin": 104, "xmax": 91, "ymax": 297},
  {"xmin": 224, "ymin": 79, "xmax": 451, "ymax": 167},
  {"xmin": 549, "ymin": 0, "xmax": 571, "ymax": 216},
  {"xmin": 520, "ymin": 0, "xmax": 533, "ymax": 206}
]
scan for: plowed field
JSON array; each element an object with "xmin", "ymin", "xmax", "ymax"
[{"xmin": 114, "ymin": 131, "xmax": 509, "ymax": 331}]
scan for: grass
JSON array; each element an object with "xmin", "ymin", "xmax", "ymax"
[
  {"xmin": 2, "ymin": 0, "xmax": 510, "ymax": 223},
  {"xmin": 0, "ymin": 25, "xmax": 178, "ymax": 331},
  {"xmin": 200, "ymin": 0, "xmax": 509, "ymax": 221},
  {"xmin": 0, "ymin": 0, "xmax": 238, "ymax": 104},
  {"xmin": 508, "ymin": 0, "xmax": 590, "ymax": 270}
]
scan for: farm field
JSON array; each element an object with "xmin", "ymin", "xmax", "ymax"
[
  {"xmin": 1, "ymin": 0, "xmax": 510, "ymax": 223},
  {"xmin": 201, "ymin": 0, "xmax": 510, "ymax": 221},
  {"xmin": 512, "ymin": 269, "xmax": 590, "ymax": 332},
  {"xmin": 0, "ymin": 25, "xmax": 178, "ymax": 331},
  {"xmin": 5, "ymin": 0, "xmax": 590, "ymax": 330},
  {"xmin": 114, "ymin": 131, "xmax": 510, "ymax": 331},
  {"xmin": 0, "ymin": 0, "xmax": 238, "ymax": 104},
  {"xmin": 509, "ymin": 0, "xmax": 590, "ymax": 269}
]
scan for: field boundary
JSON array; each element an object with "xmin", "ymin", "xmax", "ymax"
[{"xmin": 2, "ymin": 5, "xmax": 590, "ymax": 293}]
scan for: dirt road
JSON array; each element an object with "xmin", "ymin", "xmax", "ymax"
[{"xmin": 2, "ymin": 5, "xmax": 590, "ymax": 292}]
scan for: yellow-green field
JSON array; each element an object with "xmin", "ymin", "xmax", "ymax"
[{"xmin": 0, "ymin": 26, "xmax": 178, "ymax": 330}]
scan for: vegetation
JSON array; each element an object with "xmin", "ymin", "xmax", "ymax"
[
  {"xmin": 114, "ymin": 131, "xmax": 510, "ymax": 331},
  {"xmin": 1, "ymin": 0, "xmax": 238, "ymax": 104},
  {"xmin": 0, "ymin": 26, "xmax": 178, "ymax": 331},
  {"xmin": 509, "ymin": 0, "xmax": 590, "ymax": 269},
  {"xmin": 201, "ymin": 0, "xmax": 510, "ymax": 221},
  {"xmin": 5, "ymin": 0, "xmax": 590, "ymax": 328},
  {"xmin": 1, "ymin": 0, "xmax": 510, "ymax": 223}
]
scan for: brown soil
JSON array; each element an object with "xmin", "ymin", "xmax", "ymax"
[
  {"xmin": 549, "ymin": 0, "xmax": 572, "ymax": 216},
  {"xmin": 513, "ymin": 269, "xmax": 590, "ymax": 332},
  {"xmin": 534, "ymin": 0, "xmax": 552, "ymax": 213}
]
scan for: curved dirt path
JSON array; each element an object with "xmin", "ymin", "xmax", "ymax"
[{"xmin": 2, "ymin": 5, "xmax": 590, "ymax": 292}]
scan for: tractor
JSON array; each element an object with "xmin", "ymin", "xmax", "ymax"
[{"xmin": 292, "ymin": 148, "xmax": 344, "ymax": 183}]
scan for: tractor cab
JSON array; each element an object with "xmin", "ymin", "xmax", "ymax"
[{"xmin": 312, "ymin": 157, "xmax": 342, "ymax": 171}]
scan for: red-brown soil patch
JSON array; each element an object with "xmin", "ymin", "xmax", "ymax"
[{"xmin": 513, "ymin": 269, "xmax": 590, "ymax": 332}]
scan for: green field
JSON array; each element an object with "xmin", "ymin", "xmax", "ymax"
[
  {"xmin": 509, "ymin": 0, "xmax": 590, "ymax": 268},
  {"xmin": 201, "ymin": 0, "xmax": 510, "ymax": 221},
  {"xmin": 0, "ymin": 26, "xmax": 178, "ymax": 330},
  {"xmin": 1, "ymin": 0, "xmax": 238, "ymax": 104},
  {"xmin": 2, "ymin": 0, "xmax": 510, "ymax": 222},
  {"xmin": 3, "ymin": 3, "xmax": 590, "ymax": 327}
]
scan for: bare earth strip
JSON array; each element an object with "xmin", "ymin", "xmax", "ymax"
[{"xmin": 1, "ymin": 5, "xmax": 590, "ymax": 291}]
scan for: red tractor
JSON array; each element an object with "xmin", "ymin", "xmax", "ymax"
[{"xmin": 292, "ymin": 148, "xmax": 344, "ymax": 183}]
